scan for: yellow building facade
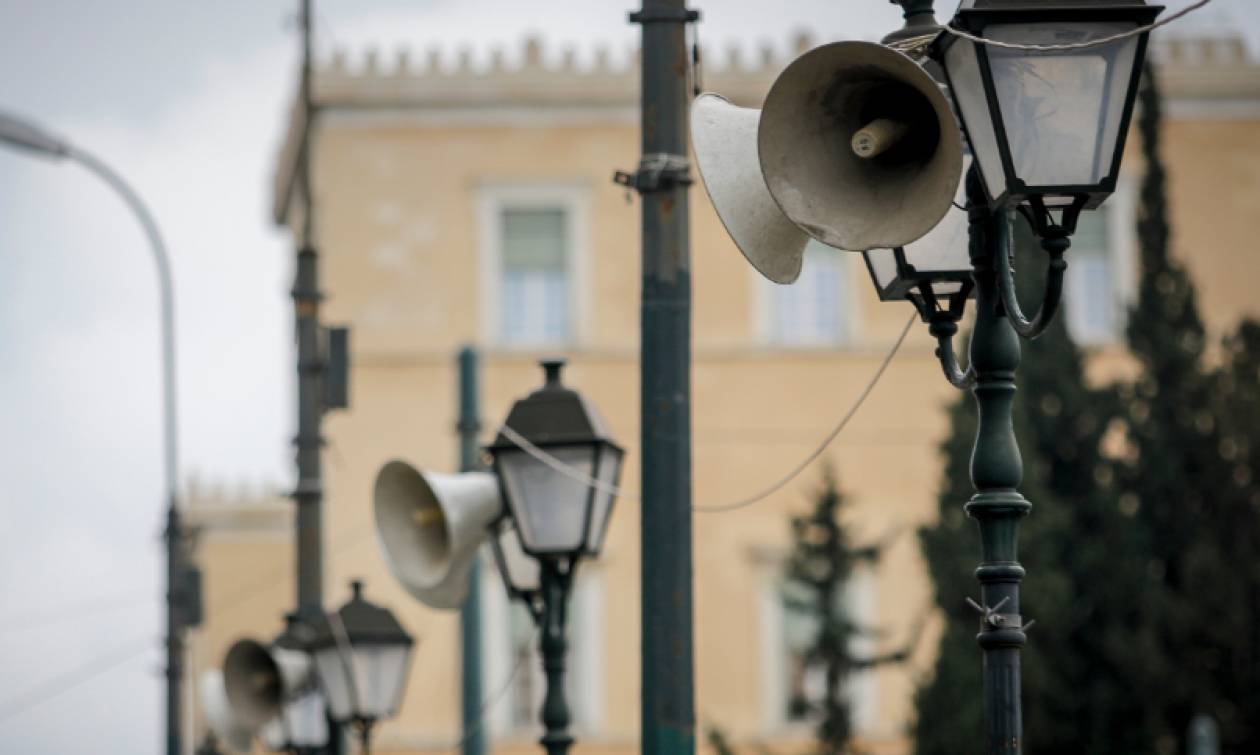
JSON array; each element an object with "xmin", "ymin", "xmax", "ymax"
[{"xmin": 189, "ymin": 30, "xmax": 1260, "ymax": 755}]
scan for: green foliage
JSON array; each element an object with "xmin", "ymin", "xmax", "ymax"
[{"xmin": 784, "ymin": 466, "xmax": 909, "ymax": 755}]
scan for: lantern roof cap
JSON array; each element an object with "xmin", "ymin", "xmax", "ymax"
[
  {"xmin": 307, "ymin": 580, "xmax": 413, "ymax": 651},
  {"xmin": 958, "ymin": 0, "xmax": 1155, "ymax": 9},
  {"xmin": 487, "ymin": 359, "xmax": 621, "ymax": 452}
]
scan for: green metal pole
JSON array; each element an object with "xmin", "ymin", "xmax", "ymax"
[
  {"xmin": 457, "ymin": 346, "xmax": 487, "ymax": 755},
  {"xmin": 963, "ymin": 169, "xmax": 1030, "ymax": 755},
  {"xmin": 630, "ymin": 2, "xmax": 698, "ymax": 753}
]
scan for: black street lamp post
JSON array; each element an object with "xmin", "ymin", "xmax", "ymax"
[
  {"xmin": 695, "ymin": 0, "xmax": 1160, "ymax": 751},
  {"xmin": 862, "ymin": 2, "xmax": 1162, "ymax": 752},
  {"xmin": 308, "ymin": 581, "xmax": 416, "ymax": 755},
  {"xmin": 485, "ymin": 359, "xmax": 624, "ymax": 755}
]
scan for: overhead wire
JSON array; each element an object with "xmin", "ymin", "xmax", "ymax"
[
  {"xmin": 0, "ymin": 637, "xmax": 156, "ymax": 726},
  {"xmin": 0, "ymin": 589, "xmax": 154, "ymax": 636},
  {"xmin": 943, "ymin": 0, "xmax": 1212, "ymax": 52},
  {"xmin": 497, "ymin": 312, "xmax": 917, "ymax": 514}
]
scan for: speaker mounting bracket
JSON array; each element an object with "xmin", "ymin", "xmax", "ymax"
[{"xmin": 613, "ymin": 152, "xmax": 693, "ymax": 195}]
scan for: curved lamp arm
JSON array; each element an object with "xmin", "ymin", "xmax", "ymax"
[
  {"xmin": 0, "ymin": 110, "xmax": 179, "ymax": 501},
  {"xmin": 929, "ymin": 316, "xmax": 976, "ymax": 390},
  {"xmin": 995, "ymin": 211, "xmax": 1069, "ymax": 340}
]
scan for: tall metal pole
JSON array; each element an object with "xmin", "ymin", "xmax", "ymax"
[
  {"xmin": 457, "ymin": 346, "xmax": 487, "ymax": 755},
  {"xmin": 292, "ymin": 3, "xmax": 343, "ymax": 753},
  {"xmin": 293, "ymin": 0, "xmax": 323, "ymax": 628},
  {"xmin": 625, "ymin": 2, "xmax": 698, "ymax": 753},
  {"xmin": 963, "ymin": 170, "xmax": 1030, "ymax": 755}
]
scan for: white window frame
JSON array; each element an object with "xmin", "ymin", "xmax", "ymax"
[
  {"xmin": 476, "ymin": 183, "xmax": 591, "ymax": 349},
  {"xmin": 1064, "ymin": 174, "xmax": 1137, "ymax": 346},
  {"xmin": 757, "ymin": 560, "xmax": 878, "ymax": 736},
  {"xmin": 481, "ymin": 556, "xmax": 604, "ymax": 738},
  {"xmin": 750, "ymin": 244, "xmax": 864, "ymax": 349}
]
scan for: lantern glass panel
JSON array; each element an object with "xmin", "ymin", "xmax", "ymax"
[
  {"xmin": 902, "ymin": 205, "xmax": 969, "ymax": 274},
  {"xmin": 946, "ymin": 39, "xmax": 1006, "ymax": 201},
  {"xmin": 312, "ymin": 646, "xmax": 354, "ymax": 722},
  {"xmin": 585, "ymin": 445, "xmax": 624, "ymax": 555},
  {"xmin": 494, "ymin": 517, "xmax": 541, "ymax": 594},
  {"xmin": 866, "ymin": 248, "xmax": 899, "ymax": 291},
  {"xmin": 312, "ymin": 643, "xmax": 412, "ymax": 723},
  {"xmin": 259, "ymin": 689, "xmax": 329, "ymax": 750},
  {"xmin": 987, "ymin": 22, "xmax": 1140, "ymax": 189},
  {"xmin": 498, "ymin": 445, "xmax": 598, "ymax": 554}
]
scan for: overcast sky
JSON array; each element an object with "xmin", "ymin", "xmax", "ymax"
[{"xmin": 0, "ymin": 1, "xmax": 1253, "ymax": 752}]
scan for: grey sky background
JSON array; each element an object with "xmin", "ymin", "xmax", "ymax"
[{"xmin": 0, "ymin": 1, "xmax": 1253, "ymax": 752}]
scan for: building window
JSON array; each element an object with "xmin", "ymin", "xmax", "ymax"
[
  {"xmin": 762, "ymin": 570, "xmax": 876, "ymax": 733},
  {"xmin": 1064, "ymin": 206, "xmax": 1120, "ymax": 345},
  {"xmin": 477, "ymin": 185, "xmax": 588, "ymax": 349},
  {"xmin": 501, "ymin": 209, "xmax": 569, "ymax": 345},
  {"xmin": 780, "ymin": 581, "xmax": 825, "ymax": 724},
  {"xmin": 761, "ymin": 241, "xmax": 854, "ymax": 347}
]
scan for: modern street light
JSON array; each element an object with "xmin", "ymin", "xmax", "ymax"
[
  {"xmin": 308, "ymin": 581, "xmax": 415, "ymax": 755},
  {"xmin": 484, "ymin": 359, "xmax": 624, "ymax": 755},
  {"xmin": 693, "ymin": 0, "xmax": 1163, "ymax": 751},
  {"xmin": 0, "ymin": 108, "xmax": 192, "ymax": 755}
]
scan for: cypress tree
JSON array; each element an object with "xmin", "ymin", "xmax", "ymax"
[
  {"xmin": 782, "ymin": 466, "xmax": 911, "ymax": 754},
  {"xmin": 1118, "ymin": 63, "xmax": 1260, "ymax": 754}
]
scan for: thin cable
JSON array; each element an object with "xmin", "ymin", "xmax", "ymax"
[
  {"xmin": 498, "ymin": 312, "xmax": 916, "ymax": 513},
  {"xmin": 439, "ymin": 629, "xmax": 536, "ymax": 754},
  {"xmin": 693, "ymin": 313, "xmax": 914, "ymax": 513},
  {"xmin": 0, "ymin": 591, "xmax": 154, "ymax": 636},
  {"xmin": 0, "ymin": 637, "xmax": 155, "ymax": 725},
  {"xmin": 944, "ymin": 0, "xmax": 1211, "ymax": 52}
]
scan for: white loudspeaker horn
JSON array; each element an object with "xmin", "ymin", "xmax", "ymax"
[
  {"xmin": 691, "ymin": 93, "xmax": 809, "ymax": 284},
  {"xmin": 757, "ymin": 40, "xmax": 964, "ymax": 253},
  {"xmin": 200, "ymin": 669, "xmax": 254, "ymax": 753},
  {"xmin": 222, "ymin": 639, "xmax": 314, "ymax": 729},
  {"xmin": 373, "ymin": 460, "xmax": 502, "ymax": 611}
]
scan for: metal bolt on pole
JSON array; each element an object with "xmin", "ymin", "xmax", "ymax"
[
  {"xmin": 457, "ymin": 346, "xmax": 487, "ymax": 755},
  {"xmin": 622, "ymin": 2, "xmax": 700, "ymax": 753}
]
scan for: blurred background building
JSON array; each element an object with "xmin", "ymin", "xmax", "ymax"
[{"xmin": 185, "ymin": 27, "xmax": 1260, "ymax": 755}]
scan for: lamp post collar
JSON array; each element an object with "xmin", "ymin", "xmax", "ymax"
[{"xmin": 884, "ymin": 0, "xmax": 941, "ymax": 46}]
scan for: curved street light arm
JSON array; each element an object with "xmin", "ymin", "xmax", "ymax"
[
  {"xmin": 65, "ymin": 146, "xmax": 181, "ymax": 502},
  {"xmin": 930, "ymin": 316, "xmax": 977, "ymax": 390},
  {"xmin": 994, "ymin": 209, "xmax": 1069, "ymax": 340}
]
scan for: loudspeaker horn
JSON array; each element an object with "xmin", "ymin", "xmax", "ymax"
[
  {"xmin": 200, "ymin": 669, "xmax": 254, "ymax": 752},
  {"xmin": 373, "ymin": 460, "xmax": 502, "ymax": 611},
  {"xmin": 691, "ymin": 93, "xmax": 809, "ymax": 284},
  {"xmin": 222, "ymin": 638, "xmax": 314, "ymax": 729},
  {"xmin": 758, "ymin": 40, "xmax": 963, "ymax": 252}
]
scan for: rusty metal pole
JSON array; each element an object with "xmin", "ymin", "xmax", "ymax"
[{"xmin": 621, "ymin": 2, "xmax": 699, "ymax": 753}]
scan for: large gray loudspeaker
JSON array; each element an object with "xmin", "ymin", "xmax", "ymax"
[
  {"xmin": 200, "ymin": 669, "xmax": 253, "ymax": 752},
  {"xmin": 692, "ymin": 40, "xmax": 963, "ymax": 280},
  {"xmin": 373, "ymin": 461, "xmax": 502, "ymax": 610},
  {"xmin": 222, "ymin": 639, "xmax": 314, "ymax": 729}
]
